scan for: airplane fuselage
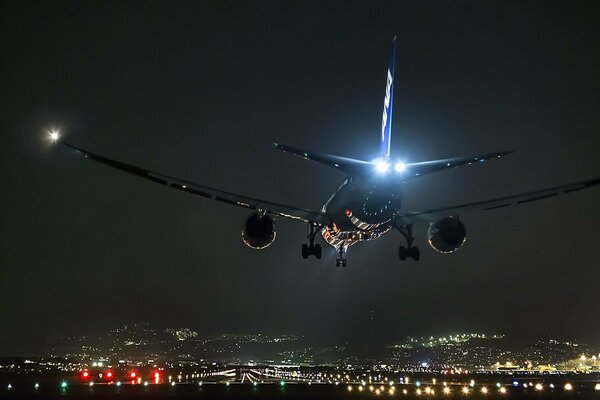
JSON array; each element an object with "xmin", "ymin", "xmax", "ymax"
[{"xmin": 321, "ymin": 175, "xmax": 403, "ymax": 250}]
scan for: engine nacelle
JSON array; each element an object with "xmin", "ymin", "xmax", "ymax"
[
  {"xmin": 242, "ymin": 213, "xmax": 276, "ymax": 249},
  {"xmin": 427, "ymin": 216, "xmax": 466, "ymax": 253}
]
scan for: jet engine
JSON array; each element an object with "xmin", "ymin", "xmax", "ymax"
[
  {"xmin": 242, "ymin": 212, "xmax": 276, "ymax": 249},
  {"xmin": 427, "ymin": 216, "xmax": 466, "ymax": 253}
]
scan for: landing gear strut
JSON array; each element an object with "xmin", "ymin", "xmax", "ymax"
[
  {"xmin": 335, "ymin": 247, "xmax": 347, "ymax": 267},
  {"xmin": 395, "ymin": 224, "xmax": 420, "ymax": 261},
  {"xmin": 301, "ymin": 224, "xmax": 322, "ymax": 259}
]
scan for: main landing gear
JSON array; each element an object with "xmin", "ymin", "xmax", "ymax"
[
  {"xmin": 396, "ymin": 224, "xmax": 420, "ymax": 261},
  {"xmin": 301, "ymin": 224, "xmax": 322, "ymax": 259},
  {"xmin": 335, "ymin": 247, "xmax": 347, "ymax": 268}
]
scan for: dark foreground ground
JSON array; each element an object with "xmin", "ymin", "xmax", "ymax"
[{"xmin": 2, "ymin": 382, "xmax": 600, "ymax": 400}]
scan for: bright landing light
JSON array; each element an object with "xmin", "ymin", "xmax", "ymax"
[
  {"xmin": 49, "ymin": 130, "xmax": 60, "ymax": 142},
  {"xmin": 394, "ymin": 161, "xmax": 406, "ymax": 172},
  {"xmin": 373, "ymin": 158, "xmax": 391, "ymax": 174}
]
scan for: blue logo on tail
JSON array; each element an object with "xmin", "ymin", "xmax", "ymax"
[{"xmin": 380, "ymin": 38, "xmax": 396, "ymax": 157}]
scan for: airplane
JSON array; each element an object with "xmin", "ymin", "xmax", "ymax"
[{"xmin": 48, "ymin": 37, "xmax": 599, "ymax": 267}]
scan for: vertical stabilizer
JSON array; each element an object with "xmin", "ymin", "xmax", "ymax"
[{"xmin": 380, "ymin": 37, "xmax": 396, "ymax": 158}]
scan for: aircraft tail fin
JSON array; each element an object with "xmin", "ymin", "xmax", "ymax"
[{"xmin": 379, "ymin": 36, "xmax": 396, "ymax": 158}]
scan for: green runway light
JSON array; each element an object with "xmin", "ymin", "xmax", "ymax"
[
  {"xmin": 280, "ymin": 381, "xmax": 285, "ymax": 387},
  {"xmin": 60, "ymin": 381, "xmax": 68, "ymax": 389}
]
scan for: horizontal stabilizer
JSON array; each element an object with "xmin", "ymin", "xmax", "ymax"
[
  {"xmin": 403, "ymin": 150, "xmax": 514, "ymax": 178},
  {"xmin": 274, "ymin": 143, "xmax": 371, "ymax": 175}
]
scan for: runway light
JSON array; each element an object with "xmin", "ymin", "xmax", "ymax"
[
  {"xmin": 49, "ymin": 130, "xmax": 60, "ymax": 142},
  {"xmin": 499, "ymin": 387, "xmax": 507, "ymax": 394},
  {"xmin": 130, "ymin": 372, "xmax": 136, "ymax": 379},
  {"xmin": 253, "ymin": 381, "xmax": 257, "ymax": 387},
  {"xmin": 359, "ymin": 386, "xmax": 364, "ymax": 392},
  {"xmin": 116, "ymin": 381, "xmax": 122, "ymax": 387},
  {"xmin": 481, "ymin": 386, "xmax": 488, "ymax": 394},
  {"xmin": 171, "ymin": 381, "xmax": 176, "ymax": 387},
  {"xmin": 7, "ymin": 384, "xmax": 12, "ymax": 390},
  {"xmin": 595, "ymin": 383, "xmax": 600, "ymax": 391},
  {"xmin": 60, "ymin": 381, "xmax": 68, "ymax": 389},
  {"xmin": 462, "ymin": 386, "xmax": 469, "ymax": 394},
  {"xmin": 443, "ymin": 387, "xmax": 450, "ymax": 394},
  {"xmin": 394, "ymin": 161, "xmax": 406, "ymax": 173},
  {"xmin": 34, "ymin": 383, "xmax": 39, "ymax": 390},
  {"xmin": 144, "ymin": 381, "xmax": 148, "ymax": 387},
  {"xmin": 89, "ymin": 382, "xmax": 94, "ymax": 387},
  {"xmin": 347, "ymin": 385, "xmax": 353, "ymax": 392},
  {"xmin": 402, "ymin": 389, "xmax": 408, "ymax": 395},
  {"xmin": 535, "ymin": 383, "xmax": 543, "ymax": 391},
  {"xmin": 280, "ymin": 381, "xmax": 285, "ymax": 387},
  {"xmin": 373, "ymin": 158, "xmax": 391, "ymax": 174}
]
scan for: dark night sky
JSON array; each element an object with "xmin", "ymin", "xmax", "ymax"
[{"xmin": 1, "ymin": 0, "xmax": 599, "ymax": 355}]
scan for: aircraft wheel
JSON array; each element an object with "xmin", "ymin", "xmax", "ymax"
[
  {"xmin": 399, "ymin": 246, "xmax": 407, "ymax": 261},
  {"xmin": 315, "ymin": 244, "xmax": 322, "ymax": 259},
  {"xmin": 410, "ymin": 246, "xmax": 420, "ymax": 261},
  {"xmin": 301, "ymin": 244, "xmax": 309, "ymax": 259}
]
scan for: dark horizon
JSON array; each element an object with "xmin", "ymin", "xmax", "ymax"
[{"xmin": 1, "ymin": 0, "xmax": 599, "ymax": 356}]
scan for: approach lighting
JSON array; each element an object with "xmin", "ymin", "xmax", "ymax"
[
  {"xmin": 394, "ymin": 161, "xmax": 406, "ymax": 173},
  {"xmin": 373, "ymin": 158, "xmax": 391, "ymax": 174}
]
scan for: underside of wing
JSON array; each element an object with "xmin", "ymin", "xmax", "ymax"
[
  {"xmin": 395, "ymin": 177, "xmax": 600, "ymax": 225},
  {"xmin": 58, "ymin": 141, "xmax": 332, "ymax": 226}
]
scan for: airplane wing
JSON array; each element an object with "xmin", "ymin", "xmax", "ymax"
[
  {"xmin": 394, "ymin": 177, "xmax": 600, "ymax": 225},
  {"xmin": 57, "ymin": 141, "xmax": 332, "ymax": 226}
]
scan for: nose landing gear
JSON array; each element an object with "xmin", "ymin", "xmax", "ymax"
[
  {"xmin": 301, "ymin": 224, "xmax": 322, "ymax": 259},
  {"xmin": 335, "ymin": 247, "xmax": 347, "ymax": 267},
  {"xmin": 395, "ymin": 224, "xmax": 420, "ymax": 261}
]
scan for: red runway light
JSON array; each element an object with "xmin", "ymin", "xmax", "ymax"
[{"xmin": 130, "ymin": 372, "xmax": 136, "ymax": 379}]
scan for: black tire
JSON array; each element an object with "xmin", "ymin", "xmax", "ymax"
[
  {"xmin": 315, "ymin": 244, "xmax": 322, "ymax": 259},
  {"xmin": 399, "ymin": 246, "xmax": 407, "ymax": 261},
  {"xmin": 410, "ymin": 246, "xmax": 420, "ymax": 261},
  {"xmin": 301, "ymin": 244, "xmax": 309, "ymax": 259}
]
